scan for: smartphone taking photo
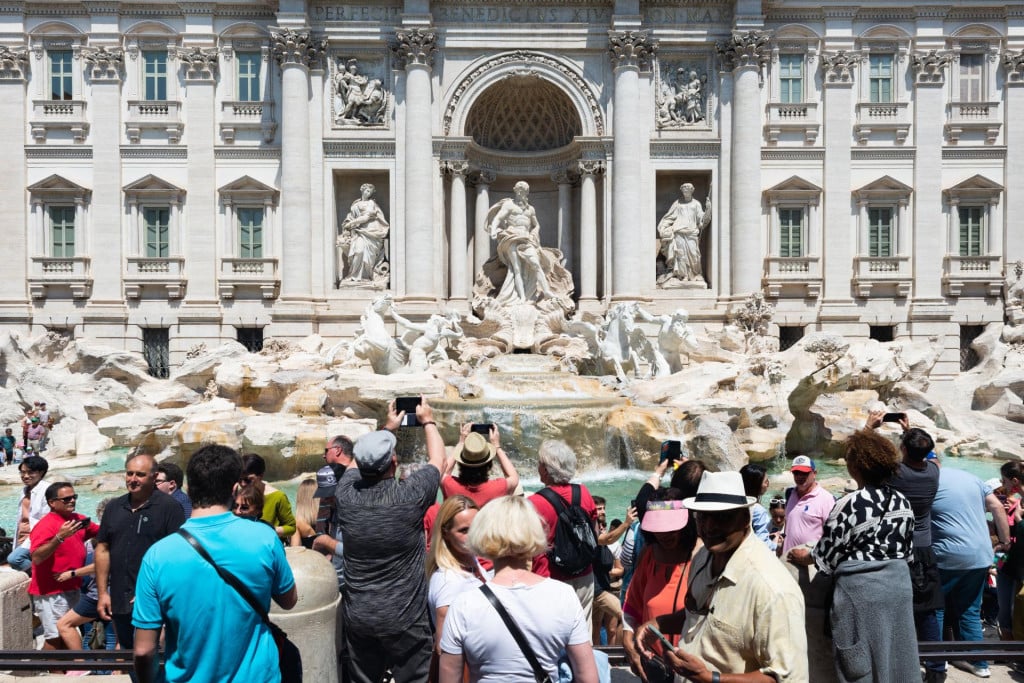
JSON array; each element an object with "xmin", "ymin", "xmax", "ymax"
[
  {"xmin": 660, "ymin": 440, "xmax": 681, "ymax": 464},
  {"xmin": 470, "ymin": 423, "xmax": 493, "ymax": 436},
  {"xmin": 882, "ymin": 412, "xmax": 906, "ymax": 423},
  {"xmin": 395, "ymin": 396, "xmax": 422, "ymax": 427}
]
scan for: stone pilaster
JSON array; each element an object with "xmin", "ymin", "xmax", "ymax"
[
  {"xmin": 444, "ymin": 160, "xmax": 469, "ymax": 303},
  {"xmin": 609, "ymin": 30, "xmax": 656, "ymax": 300},
  {"xmin": 553, "ymin": 169, "xmax": 577, "ymax": 273},
  {"xmin": 912, "ymin": 50, "xmax": 951, "ymax": 302},
  {"xmin": 272, "ymin": 28, "xmax": 325, "ymax": 303},
  {"xmin": 816, "ymin": 50, "xmax": 859, "ymax": 306},
  {"xmin": 181, "ymin": 47, "xmax": 218, "ymax": 303},
  {"xmin": 578, "ymin": 160, "xmax": 605, "ymax": 303},
  {"xmin": 718, "ymin": 30, "xmax": 770, "ymax": 299},
  {"xmin": 82, "ymin": 46, "xmax": 125, "ymax": 304},
  {"xmin": 1005, "ymin": 50, "xmax": 1024, "ymax": 267},
  {"xmin": 472, "ymin": 170, "xmax": 495, "ymax": 280},
  {"xmin": 0, "ymin": 46, "xmax": 29, "ymax": 309}
]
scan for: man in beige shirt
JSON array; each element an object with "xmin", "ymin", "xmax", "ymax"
[{"xmin": 638, "ymin": 471, "xmax": 808, "ymax": 683}]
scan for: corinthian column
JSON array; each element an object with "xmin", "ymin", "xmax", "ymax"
[
  {"xmin": 717, "ymin": 30, "xmax": 770, "ymax": 299},
  {"xmin": 1005, "ymin": 50, "xmax": 1024, "ymax": 269},
  {"xmin": 608, "ymin": 30, "xmax": 656, "ymax": 301},
  {"xmin": 393, "ymin": 28, "xmax": 437, "ymax": 301},
  {"xmin": 0, "ymin": 47, "xmax": 29, "ymax": 307},
  {"xmin": 472, "ymin": 170, "xmax": 495, "ymax": 279},
  {"xmin": 272, "ymin": 29, "xmax": 324, "ymax": 302},
  {"xmin": 578, "ymin": 160, "xmax": 605, "ymax": 303},
  {"xmin": 444, "ymin": 161, "xmax": 469, "ymax": 303}
]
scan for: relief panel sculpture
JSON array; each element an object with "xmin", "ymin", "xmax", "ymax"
[
  {"xmin": 331, "ymin": 57, "xmax": 389, "ymax": 126},
  {"xmin": 655, "ymin": 59, "xmax": 712, "ymax": 129}
]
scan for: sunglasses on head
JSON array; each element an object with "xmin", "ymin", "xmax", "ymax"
[{"xmin": 769, "ymin": 498, "xmax": 786, "ymax": 505}]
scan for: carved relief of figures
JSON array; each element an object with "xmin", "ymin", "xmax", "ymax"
[
  {"xmin": 338, "ymin": 183, "xmax": 390, "ymax": 287},
  {"xmin": 657, "ymin": 182, "xmax": 712, "ymax": 287},
  {"xmin": 332, "ymin": 57, "xmax": 388, "ymax": 125},
  {"xmin": 656, "ymin": 65, "xmax": 709, "ymax": 128}
]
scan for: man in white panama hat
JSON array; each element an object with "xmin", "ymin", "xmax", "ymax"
[{"xmin": 637, "ymin": 471, "xmax": 808, "ymax": 683}]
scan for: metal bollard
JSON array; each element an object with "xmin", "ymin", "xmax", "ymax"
[{"xmin": 271, "ymin": 547, "xmax": 341, "ymax": 683}]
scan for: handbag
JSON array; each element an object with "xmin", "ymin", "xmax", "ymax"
[
  {"xmin": 480, "ymin": 584, "xmax": 554, "ymax": 683},
  {"xmin": 178, "ymin": 529, "xmax": 302, "ymax": 683}
]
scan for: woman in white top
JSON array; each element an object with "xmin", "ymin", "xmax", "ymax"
[
  {"xmin": 439, "ymin": 495, "xmax": 598, "ymax": 683},
  {"xmin": 426, "ymin": 496, "xmax": 489, "ymax": 652}
]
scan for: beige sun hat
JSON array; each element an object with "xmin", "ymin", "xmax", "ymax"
[{"xmin": 453, "ymin": 432, "xmax": 496, "ymax": 467}]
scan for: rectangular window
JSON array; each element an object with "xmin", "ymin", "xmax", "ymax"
[
  {"xmin": 869, "ymin": 54, "xmax": 894, "ymax": 103},
  {"xmin": 143, "ymin": 207, "xmax": 170, "ymax": 258},
  {"xmin": 959, "ymin": 206, "xmax": 984, "ymax": 256},
  {"xmin": 49, "ymin": 206, "xmax": 75, "ymax": 257},
  {"xmin": 142, "ymin": 328, "xmax": 170, "ymax": 379},
  {"xmin": 143, "ymin": 51, "xmax": 167, "ymax": 101},
  {"xmin": 868, "ymin": 208, "xmax": 894, "ymax": 257},
  {"xmin": 237, "ymin": 327, "xmax": 264, "ymax": 353},
  {"xmin": 237, "ymin": 52, "xmax": 261, "ymax": 102},
  {"xmin": 49, "ymin": 50, "xmax": 73, "ymax": 101},
  {"xmin": 779, "ymin": 54, "xmax": 803, "ymax": 104},
  {"xmin": 778, "ymin": 208, "xmax": 804, "ymax": 258},
  {"xmin": 959, "ymin": 54, "xmax": 983, "ymax": 102},
  {"xmin": 238, "ymin": 207, "xmax": 264, "ymax": 258}
]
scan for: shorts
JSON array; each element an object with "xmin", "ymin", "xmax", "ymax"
[
  {"xmin": 34, "ymin": 590, "xmax": 80, "ymax": 639},
  {"xmin": 73, "ymin": 592, "xmax": 100, "ymax": 621},
  {"xmin": 593, "ymin": 589, "xmax": 623, "ymax": 623}
]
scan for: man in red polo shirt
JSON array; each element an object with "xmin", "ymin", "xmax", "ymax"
[
  {"xmin": 30, "ymin": 481, "xmax": 100, "ymax": 650},
  {"xmin": 529, "ymin": 439, "xmax": 599, "ymax": 624}
]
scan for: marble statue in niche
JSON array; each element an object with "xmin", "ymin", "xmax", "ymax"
[
  {"xmin": 657, "ymin": 182, "xmax": 712, "ymax": 287},
  {"xmin": 479, "ymin": 181, "xmax": 573, "ymax": 306},
  {"xmin": 338, "ymin": 183, "xmax": 390, "ymax": 286},
  {"xmin": 656, "ymin": 65, "xmax": 709, "ymax": 128},
  {"xmin": 332, "ymin": 58, "xmax": 387, "ymax": 125}
]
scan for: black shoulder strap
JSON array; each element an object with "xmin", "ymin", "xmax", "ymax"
[
  {"xmin": 570, "ymin": 484, "xmax": 580, "ymax": 507},
  {"xmin": 536, "ymin": 487, "xmax": 567, "ymax": 514},
  {"xmin": 177, "ymin": 528, "xmax": 271, "ymax": 626},
  {"xmin": 479, "ymin": 584, "xmax": 551, "ymax": 683}
]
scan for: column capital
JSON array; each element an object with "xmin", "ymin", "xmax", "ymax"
[
  {"xmin": 392, "ymin": 28, "xmax": 437, "ymax": 69},
  {"xmin": 442, "ymin": 160, "xmax": 470, "ymax": 176},
  {"xmin": 470, "ymin": 169, "xmax": 496, "ymax": 186},
  {"xmin": 271, "ymin": 28, "xmax": 326, "ymax": 69},
  {"xmin": 1004, "ymin": 50, "xmax": 1024, "ymax": 85},
  {"xmin": 176, "ymin": 46, "xmax": 219, "ymax": 81},
  {"xmin": 608, "ymin": 30, "xmax": 657, "ymax": 71},
  {"xmin": 820, "ymin": 50, "xmax": 861, "ymax": 86},
  {"xmin": 578, "ymin": 160, "xmax": 606, "ymax": 176},
  {"xmin": 911, "ymin": 50, "xmax": 952, "ymax": 87},
  {"xmin": 82, "ymin": 45, "xmax": 124, "ymax": 81},
  {"xmin": 0, "ymin": 45, "xmax": 29, "ymax": 81},
  {"xmin": 552, "ymin": 169, "xmax": 579, "ymax": 185},
  {"xmin": 717, "ymin": 30, "xmax": 771, "ymax": 77}
]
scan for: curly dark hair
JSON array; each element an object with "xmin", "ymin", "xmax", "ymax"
[{"xmin": 846, "ymin": 429, "xmax": 900, "ymax": 486}]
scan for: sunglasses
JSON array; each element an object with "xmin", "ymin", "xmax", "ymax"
[
  {"xmin": 52, "ymin": 494, "xmax": 79, "ymax": 504},
  {"xmin": 238, "ymin": 475, "xmax": 257, "ymax": 485}
]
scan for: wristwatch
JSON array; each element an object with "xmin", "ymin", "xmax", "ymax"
[
  {"xmin": 710, "ymin": 673, "xmax": 720, "ymax": 683},
  {"xmin": 70, "ymin": 569, "xmax": 76, "ymax": 578}
]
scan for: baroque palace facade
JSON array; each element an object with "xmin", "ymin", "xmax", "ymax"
[{"xmin": 0, "ymin": 0, "xmax": 1022, "ymax": 378}]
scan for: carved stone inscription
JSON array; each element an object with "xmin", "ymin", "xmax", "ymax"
[{"xmin": 311, "ymin": 3, "xmax": 729, "ymax": 25}]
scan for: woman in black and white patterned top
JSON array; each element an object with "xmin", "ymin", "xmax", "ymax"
[{"xmin": 790, "ymin": 429, "xmax": 917, "ymax": 683}]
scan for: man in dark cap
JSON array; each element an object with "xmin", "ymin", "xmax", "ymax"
[{"xmin": 336, "ymin": 398, "xmax": 444, "ymax": 683}]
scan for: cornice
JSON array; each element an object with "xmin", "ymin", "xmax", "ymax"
[
  {"xmin": 322, "ymin": 140, "xmax": 396, "ymax": 158},
  {"xmin": 120, "ymin": 146, "xmax": 187, "ymax": 159},
  {"xmin": 761, "ymin": 148, "xmax": 824, "ymax": 161},
  {"xmin": 650, "ymin": 141, "xmax": 721, "ymax": 158},
  {"xmin": 215, "ymin": 146, "xmax": 281, "ymax": 159},
  {"xmin": 851, "ymin": 148, "xmax": 915, "ymax": 160},
  {"xmin": 25, "ymin": 146, "xmax": 93, "ymax": 159},
  {"xmin": 942, "ymin": 147, "xmax": 1006, "ymax": 160}
]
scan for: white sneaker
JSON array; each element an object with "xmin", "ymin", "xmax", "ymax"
[{"xmin": 971, "ymin": 664, "xmax": 991, "ymax": 678}]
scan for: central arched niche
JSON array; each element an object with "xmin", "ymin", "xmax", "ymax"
[{"xmin": 465, "ymin": 75, "xmax": 582, "ymax": 152}]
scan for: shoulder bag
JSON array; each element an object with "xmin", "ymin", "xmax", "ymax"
[
  {"xmin": 480, "ymin": 584, "xmax": 553, "ymax": 683},
  {"xmin": 178, "ymin": 529, "xmax": 302, "ymax": 683}
]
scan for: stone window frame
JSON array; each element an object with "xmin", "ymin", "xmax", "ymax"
[
  {"xmin": 769, "ymin": 34, "xmax": 819, "ymax": 105},
  {"xmin": 856, "ymin": 33, "xmax": 910, "ymax": 105},
  {"xmin": 943, "ymin": 175, "xmax": 1002, "ymax": 257},
  {"xmin": 764, "ymin": 176, "xmax": 822, "ymax": 258},
  {"xmin": 948, "ymin": 34, "xmax": 1001, "ymax": 104},
  {"xmin": 27, "ymin": 175, "xmax": 91, "ymax": 258},
  {"xmin": 218, "ymin": 176, "xmax": 280, "ymax": 259},
  {"xmin": 28, "ymin": 29, "xmax": 86, "ymax": 102},
  {"xmin": 123, "ymin": 175, "xmax": 186, "ymax": 259},
  {"xmin": 124, "ymin": 30, "xmax": 181, "ymax": 102},
  {"xmin": 219, "ymin": 36, "xmax": 273, "ymax": 103},
  {"xmin": 853, "ymin": 176, "xmax": 913, "ymax": 258}
]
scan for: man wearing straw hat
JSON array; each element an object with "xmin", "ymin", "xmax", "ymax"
[{"xmin": 638, "ymin": 471, "xmax": 808, "ymax": 682}]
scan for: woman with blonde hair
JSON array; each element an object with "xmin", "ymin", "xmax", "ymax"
[
  {"xmin": 426, "ymin": 495, "xmax": 488, "ymax": 680},
  {"xmin": 439, "ymin": 495, "xmax": 598, "ymax": 683},
  {"xmin": 291, "ymin": 479, "xmax": 319, "ymax": 549}
]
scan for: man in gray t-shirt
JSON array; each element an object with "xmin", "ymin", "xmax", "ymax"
[{"xmin": 337, "ymin": 399, "xmax": 444, "ymax": 683}]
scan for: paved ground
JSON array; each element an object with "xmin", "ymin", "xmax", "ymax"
[{"xmin": 608, "ymin": 660, "xmax": 1024, "ymax": 682}]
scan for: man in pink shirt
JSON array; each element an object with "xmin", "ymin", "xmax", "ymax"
[{"xmin": 782, "ymin": 455, "xmax": 837, "ymax": 682}]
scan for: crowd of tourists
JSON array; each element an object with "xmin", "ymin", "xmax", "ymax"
[
  {"xmin": 0, "ymin": 401, "xmax": 55, "ymax": 466},
  {"xmin": 6, "ymin": 396, "xmax": 1024, "ymax": 683}
]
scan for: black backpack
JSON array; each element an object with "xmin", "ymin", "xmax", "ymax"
[{"xmin": 537, "ymin": 485, "xmax": 598, "ymax": 576}]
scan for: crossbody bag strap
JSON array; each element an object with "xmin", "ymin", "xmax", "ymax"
[
  {"xmin": 479, "ymin": 584, "xmax": 551, "ymax": 683},
  {"xmin": 177, "ymin": 528, "xmax": 271, "ymax": 626}
]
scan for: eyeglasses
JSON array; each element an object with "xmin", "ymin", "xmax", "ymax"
[
  {"xmin": 769, "ymin": 498, "xmax": 786, "ymax": 506},
  {"xmin": 233, "ymin": 502, "xmax": 251, "ymax": 511},
  {"xmin": 154, "ymin": 478, "xmax": 168, "ymax": 484},
  {"xmin": 238, "ymin": 475, "xmax": 257, "ymax": 485},
  {"xmin": 52, "ymin": 494, "xmax": 78, "ymax": 504}
]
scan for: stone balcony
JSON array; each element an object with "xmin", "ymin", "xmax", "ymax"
[
  {"xmin": 763, "ymin": 256, "xmax": 822, "ymax": 298},
  {"xmin": 945, "ymin": 101, "xmax": 1002, "ymax": 145},
  {"xmin": 220, "ymin": 101, "xmax": 277, "ymax": 144},
  {"xmin": 942, "ymin": 254, "xmax": 1003, "ymax": 297},
  {"xmin": 764, "ymin": 102, "xmax": 819, "ymax": 144},
  {"xmin": 124, "ymin": 256, "xmax": 186, "ymax": 299},
  {"xmin": 28, "ymin": 256, "xmax": 92, "ymax": 299},
  {"xmin": 29, "ymin": 100, "xmax": 89, "ymax": 144},
  {"xmin": 854, "ymin": 101, "xmax": 911, "ymax": 144},
  {"xmin": 126, "ymin": 100, "xmax": 183, "ymax": 144},
  {"xmin": 218, "ymin": 257, "xmax": 279, "ymax": 299},
  {"xmin": 852, "ymin": 255, "xmax": 912, "ymax": 298}
]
